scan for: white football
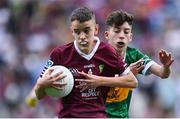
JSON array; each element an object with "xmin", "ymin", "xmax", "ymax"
[{"xmin": 45, "ymin": 65, "xmax": 74, "ymax": 98}]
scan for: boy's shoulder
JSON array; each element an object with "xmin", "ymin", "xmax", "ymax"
[
  {"xmin": 53, "ymin": 42, "xmax": 74, "ymax": 53},
  {"xmin": 126, "ymin": 46, "xmax": 141, "ymax": 55}
]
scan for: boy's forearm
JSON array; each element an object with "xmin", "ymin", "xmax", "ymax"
[
  {"xmin": 35, "ymin": 84, "xmax": 46, "ymax": 100},
  {"xmin": 34, "ymin": 78, "xmax": 46, "ymax": 100},
  {"xmin": 150, "ymin": 64, "xmax": 171, "ymax": 79},
  {"xmin": 161, "ymin": 65, "xmax": 171, "ymax": 79},
  {"xmin": 100, "ymin": 72, "xmax": 138, "ymax": 88}
]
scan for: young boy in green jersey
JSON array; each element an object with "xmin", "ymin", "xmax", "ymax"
[
  {"xmin": 76, "ymin": 10, "xmax": 174, "ymax": 118},
  {"xmin": 104, "ymin": 10, "xmax": 174, "ymax": 118}
]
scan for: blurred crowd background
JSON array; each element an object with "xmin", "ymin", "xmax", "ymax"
[{"xmin": 0, "ymin": 0, "xmax": 180, "ymax": 117}]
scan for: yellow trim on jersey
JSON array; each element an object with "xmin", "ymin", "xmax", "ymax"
[{"xmin": 106, "ymin": 87, "xmax": 132, "ymax": 103}]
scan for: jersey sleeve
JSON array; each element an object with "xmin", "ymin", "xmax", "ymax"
[
  {"xmin": 40, "ymin": 48, "xmax": 61, "ymax": 77},
  {"xmin": 116, "ymin": 53, "xmax": 129, "ymax": 75},
  {"xmin": 136, "ymin": 49, "xmax": 155, "ymax": 75}
]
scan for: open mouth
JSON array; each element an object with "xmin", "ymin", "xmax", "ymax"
[
  {"xmin": 79, "ymin": 41, "xmax": 88, "ymax": 46},
  {"xmin": 117, "ymin": 42, "xmax": 125, "ymax": 47}
]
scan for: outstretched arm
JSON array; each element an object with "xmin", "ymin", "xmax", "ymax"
[
  {"xmin": 76, "ymin": 71, "xmax": 138, "ymax": 92},
  {"xmin": 150, "ymin": 49, "xmax": 174, "ymax": 79}
]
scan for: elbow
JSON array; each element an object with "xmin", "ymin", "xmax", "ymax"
[
  {"xmin": 161, "ymin": 75, "xmax": 169, "ymax": 79},
  {"xmin": 131, "ymin": 78, "xmax": 138, "ymax": 88},
  {"xmin": 160, "ymin": 72, "xmax": 170, "ymax": 79},
  {"xmin": 127, "ymin": 72, "xmax": 138, "ymax": 88},
  {"xmin": 134, "ymin": 79, "xmax": 138, "ymax": 88},
  {"xmin": 128, "ymin": 76, "xmax": 138, "ymax": 88}
]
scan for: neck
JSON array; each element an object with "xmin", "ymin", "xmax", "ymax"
[
  {"xmin": 117, "ymin": 47, "xmax": 127, "ymax": 59},
  {"xmin": 118, "ymin": 51, "xmax": 125, "ymax": 58}
]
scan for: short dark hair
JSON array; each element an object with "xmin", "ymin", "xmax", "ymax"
[
  {"xmin": 70, "ymin": 7, "xmax": 96, "ymax": 23},
  {"xmin": 105, "ymin": 10, "xmax": 134, "ymax": 30}
]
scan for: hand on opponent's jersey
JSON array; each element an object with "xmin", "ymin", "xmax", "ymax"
[
  {"xmin": 75, "ymin": 71, "xmax": 102, "ymax": 92},
  {"xmin": 129, "ymin": 58, "xmax": 145, "ymax": 75}
]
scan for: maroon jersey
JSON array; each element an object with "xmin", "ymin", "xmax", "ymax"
[{"xmin": 44, "ymin": 37, "xmax": 125, "ymax": 118}]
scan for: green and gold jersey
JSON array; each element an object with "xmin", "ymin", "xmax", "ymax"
[{"xmin": 106, "ymin": 46, "xmax": 155, "ymax": 118}]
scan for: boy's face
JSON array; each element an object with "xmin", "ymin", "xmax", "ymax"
[
  {"xmin": 71, "ymin": 19, "xmax": 98, "ymax": 54},
  {"xmin": 105, "ymin": 22, "xmax": 132, "ymax": 54}
]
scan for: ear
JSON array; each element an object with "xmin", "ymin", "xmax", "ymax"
[
  {"xmin": 129, "ymin": 32, "xmax": 133, "ymax": 42},
  {"xmin": 94, "ymin": 24, "xmax": 99, "ymax": 35},
  {"xmin": 104, "ymin": 31, "xmax": 109, "ymax": 40},
  {"xmin": 70, "ymin": 26, "xmax": 74, "ymax": 34}
]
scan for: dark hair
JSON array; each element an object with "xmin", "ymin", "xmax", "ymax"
[
  {"xmin": 70, "ymin": 7, "xmax": 96, "ymax": 23},
  {"xmin": 105, "ymin": 10, "xmax": 134, "ymax": 30}
]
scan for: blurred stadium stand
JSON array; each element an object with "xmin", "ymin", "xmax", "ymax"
[{"xmin": 0, "ymin": 0, "xmax": 180, "ymax": 117}]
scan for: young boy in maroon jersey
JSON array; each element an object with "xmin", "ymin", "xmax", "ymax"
[{"xmin": 33, "ymin": 7, "xmax": 137, "ymax": 118}]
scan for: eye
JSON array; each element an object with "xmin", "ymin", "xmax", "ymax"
[
  {"xmin": 124, "ymin": 30, "xmax": 130, "ymax": 34},
  {"xmin": 114, "ymin": 30, "xmax": 120, "ymax": 33},
  {"xmin": 74, "ymin": 29, "xmax": 80, "ymax": 35},
  {"xmin": 84, "ymin": 28, "xmax": 91, "ymax": 34}
]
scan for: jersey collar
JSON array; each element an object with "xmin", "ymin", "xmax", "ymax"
[{"xmin": 74, "ymin": 36, "xmax": 100, "ymax": 60}]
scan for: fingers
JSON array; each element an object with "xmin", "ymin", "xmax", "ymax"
[
  {"xmin": 52, "ymin": 71, "xmax": 63, "ymax": 77},
  {"xmin": 136, "ymin": 65, "xmax": 145, "ymax": 72},
  {"xmin": 131, "ymin": 65, "xmax": 144, "ymax": 75},
  {"xmin": 159, "ymin": 49, "xmax": 170, "ymax": 58},
  {"xmin": 159, "ymin": 49, "xmax": 168, "ymax": 60},
  {"xmin": 76, "ymin": 79, "xmax": 87, "ymax": 82},
  {"xmin": 51, "ymin": 85, "xmax": 64, "ymax": 90},
  {"xmin": 75, "ymin": 79, "xmax": 92, "ymax": 92},
  {"xmin": 129, "ymin": 58, "xmax": 145, "ymax": 75},
  {"xmin": 45, "ymin": 67, "xmax": 55, "ymax": 75},
  {"xmin": 53, "ymin": 72, "xmax": 67, "ymax": 82},
  {"xmin": 168, "ymin": 53, "xmax": 174, "ymax": 62},
  {"xmin": 47, "ymin": 70, "xmax": 66, "ymax": 82},
  {"xmin": 52, "ymin": 82, "xmax": 67, "ymax": 86},
  {"xmin": 51, "ymin": 82, "xmax": 67, "ymax": 90},
  {"xmin": 75, "ymin": 82, "xmax": 89, "ymax": 92},
  {"xmin": 136, "ymin": 59, "xmax": 144, "ymax": 68},
  {"xmin": 129, "ymin": 59, "xmax": 144, "ymax": 69},
  {"xmin": 78, "ymin": 71, "xmax": 89, "ymax": 78},
  {"xmin": 136, "ymin": 58, "xmax": 144, "ymax": 64},
  {"xmin": 75, "ymin": 79, "xmax": 91, "ymax": 84},
  {"xmin": 160, "ymin": 49, "xmax": 166, "ymax": 54},
  {"xmin": 159, "ymin": 49, "xmax": 174, "ymax": 66},
  {"xmin": 80, "ymin": 86, "xmax": 88, "ymax": 92},
  {"xmin": 75, "ymin": 82, "xmax": 86, "ymax": 89},
  {"xmin": 159, "ymin": 50, "xmax": 163, "ymax": 58},
  {"xmin": 166, "ymin": 59, "xmax": 174, "ymax": 66}
]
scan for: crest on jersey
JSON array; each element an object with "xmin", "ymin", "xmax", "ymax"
[
  {"xmin": 45, "ymin": 59, "xmax": 54, "ymax": 68},
  {"xmin": 99, "ymin": 64, "xmax": 104, "ymax": 73}
]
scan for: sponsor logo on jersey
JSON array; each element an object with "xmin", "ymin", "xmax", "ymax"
[
  {"xmin": 81, "ymin": 88, "xmax": 100, "ymax": 100},
  {"xmin": 84, "ymin": 64, "xmax": 95, "ymax": 69}
]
